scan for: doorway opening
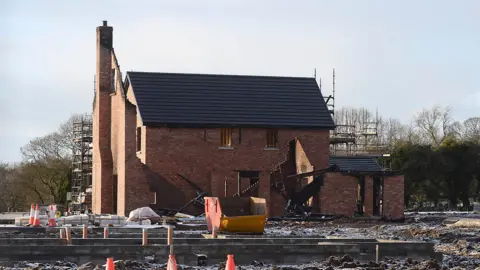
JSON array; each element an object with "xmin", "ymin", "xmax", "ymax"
[
  {"xmin": 356, "ymin": 176, "xmax": 365, "ymax": 215},
  {"xmin": 235, "ymin": 170, "xmax": 260, "ymax": 197},
  {"xmin": 373, "ymin": 176, "xmax": 383, "ymax": 216}
]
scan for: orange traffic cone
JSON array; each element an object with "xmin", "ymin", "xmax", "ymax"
[
  {"xmin": 28, "ymin": 204, "xmax": 34, "ymax": 225},
  {"xmin": 32, "ymin": 204, "xmax": 41, "ymax": 227},
  {"xmin": 106, "ymin": 257, "xmax": 115, "ymax": 270},
  {"xmin": 48, "ymin": 205, "xmax": 56, "ymax": 227},
  {"xmin": 167, "ymin": 254, "xmax": 177, "ymax": 270},
  {"xmin": 226, "ymin": 254, "xmax": 235, "ymax": 270}
]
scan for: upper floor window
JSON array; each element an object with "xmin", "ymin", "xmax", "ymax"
[
  {"xmin": 220, "ymin": 128, "xmax": 233, "ymax": 147},
  {"xmin": 136, "ymin": 127, "xmax": 142, "ymax": 152},
  {"xmin": 266, "ymin": 129, "xmax": 278, "ymax": 148}
]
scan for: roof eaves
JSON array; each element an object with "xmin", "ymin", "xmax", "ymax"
[
  {"xmin": 126, "ymin": 70, "xmax": 317, "ymax": 80},
  {"xmin": 142, "ymin": 121, "xmax": 336, "ymax": 130},
  {"xmin": 335, "ymin": 168, "xmax": 403, "ymax": 176}
]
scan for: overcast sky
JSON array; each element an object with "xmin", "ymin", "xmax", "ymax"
[{"xmin": 1, "ymin": 0, "xmax": 479, "ymax": 162}]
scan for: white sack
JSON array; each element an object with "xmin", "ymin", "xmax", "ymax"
[{"xmin": 127, "ymin": 207, "xmax": 160, "ymax": 222}]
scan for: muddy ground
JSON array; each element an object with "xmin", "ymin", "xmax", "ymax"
[
  {"xmin": 264, "ymin": 213, "xmax": 480, "ymax": 269},
  {"xmin": 1, "ymin": 212, "xmax": 479, "ymax": 270}
]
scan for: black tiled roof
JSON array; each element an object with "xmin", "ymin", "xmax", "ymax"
[
  {"xmin": 329, "ymin": 156, "xmax": 384, "ymax": 172},
  {"xmin": 126, "ymin": 71, "xmax": 335, "ymax": 129}
]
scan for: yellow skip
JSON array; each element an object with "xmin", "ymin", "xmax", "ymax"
[
  {"xmin": 219, "ymin": 215, "xmax": 267, "ymax": 233},
  {"xmin": 205, "ymin": 196, "xmax": 268, "ymax": 233}
]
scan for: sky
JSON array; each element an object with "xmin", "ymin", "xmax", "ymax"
[{"xmin": 1, "ymin": 0, "xmax": 479, "ymax": 162}]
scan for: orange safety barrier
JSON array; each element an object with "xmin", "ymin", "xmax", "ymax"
[
  {"xmin": 48, "ymin": 205, "xmax": 57, "ymax": 227},
  {"xmin": 167, "ymin": 254, "xmax": 177, "ymax": 270},
  {"xmin": 106, "ymin": 257, "xmax": 115, "ymax": 270},
  {"xmin": 226, "ymin": 254, "xmax": 235, "ymax": 270},
  {"xmin": 32, "ymin": 204, "xmax": 41, "ymax": 227}
]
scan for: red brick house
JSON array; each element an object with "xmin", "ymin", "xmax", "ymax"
[{"xmin": 92, "ymin": 21, "xmax": 404, "ymax": 220}]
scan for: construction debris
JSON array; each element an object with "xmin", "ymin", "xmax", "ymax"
[
  {"xmin": 443, "ymin": 217, "xmax": 480, "ymax": 228},
  {"xmin": 205, "ymin": 196, "xmax": 267, "ymax": 233},
  {"xmin": 127, "ymin": 207, "xmax": 161, "ymax": 223}
]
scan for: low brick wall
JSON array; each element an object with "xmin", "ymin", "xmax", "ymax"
[
  {"xmin": 0, "ymin": 244, "xmax": 361, "ymax": 265},
  {"xmin": 0, "ymin": 240, "xmax": 440, "ymax": 265},
  {"xmin": 0, "ymin": 237, "xmax": 373, "ymax": 246}
]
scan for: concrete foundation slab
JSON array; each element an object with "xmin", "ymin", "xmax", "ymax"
[
  {"xmin": 0, "ymin": 226, "xmax": 441, "ymax": 266},
  {"xmin": 0, "ymin": 239, "xmax": 440, "ymax": 265}
]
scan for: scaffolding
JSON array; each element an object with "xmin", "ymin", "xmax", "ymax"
[
  {"xmin": 330, "ymin": 124, "xmax": 356, "ymax": 155},
  {"xmin": 355, "ymin": 110, "xmax": 388, "ymax": 156},
  {"xmin": 71, "ymin": 114, "xmax": 93, "ymax": 212},
  {"xmin": 323, "ymin": 69, "xmax": 391, "ymax": 168}
]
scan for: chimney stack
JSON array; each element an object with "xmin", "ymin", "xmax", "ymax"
[{"xmin": 92, "ymin": 21, "xmax": 114, "ymax": 214}]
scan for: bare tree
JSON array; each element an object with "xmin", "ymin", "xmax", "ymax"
[
  {"xmin": 414, "ymin": 105, "xmax": 454, "ymax": 147},
  {"xmin": 0, "ymin": 163, "xmax": 27, "ymax": 212},
  {"xmin": 378, "ymin": 118, "xmax": 409, "ymax": 147},
  {"xmin": 14, "ymin": 162, "xmax": 51, "ymax": 205},
  {"xmin": 445, "ymin": 117, "xmax": 480, "ymax": 144},
  {"xmin": 17, "ymin": 114, "xmax": 82, "ymax": 205},
  {"xmin": 58, "ymin": 114, "xmax": 84, "ymax": 154},
  {"xmin": 20, "ymin": 114, "xmax": 82, "ymax": 163},
  {"xmin": 463, "ymin": 117, "xmax": 480, "ymax": 144},
  {"xmin": 0, "ymin": 163, "xmax": 13, "ymax": 211}
]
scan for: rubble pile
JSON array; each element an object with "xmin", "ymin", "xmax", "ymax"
[{"xmin": 264, "ymin": 214, "xmax": 480, "ymax": 269}]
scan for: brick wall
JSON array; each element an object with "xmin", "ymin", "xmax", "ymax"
[
  {"xmin": 320, "ymin": 173, "xmax": 357, "ymax": 217},
  {"xmin": 142, "ymin": 127, "xmax": 330, "ymax": 215},
  {"xmin": 383, "ymin": 175, "xmax": 405, "ymax": 220},
  {"xmin": 318, "ymin": 173, "xmax": 405, "ymax": 219},
  {"xmin": 110, "ymin": 90, "xmax": 125, "ymax": 215},
  {"xmin": 122, "ymin": 97, "xmax": 157, "ymax": 215},
  {"xmin": 107, "ymin": 80, "xmax": 184, "ymax": 216}
]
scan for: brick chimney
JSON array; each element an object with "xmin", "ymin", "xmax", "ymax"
[{"xmin": 92, "ymin": 21, "xmax": 114, "ymax": 214}]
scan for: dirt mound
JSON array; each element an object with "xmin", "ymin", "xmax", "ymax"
[{"xmin": 402, "ymin": 228, "xmax": 441, "ymax": 238}]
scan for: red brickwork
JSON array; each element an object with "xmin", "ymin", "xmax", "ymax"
[
  {"xmin": 108, "ymin": 73, "xmax": 183, "ymax": 216},
  {"xmin": 122, "ymin": 99, "xmax": 157, "ymax": 215},
  {"xmin": 383, "ymin": 175, "xmax": 405, "ymax": 220},
  {"xmin": 142, "ymin": 127, "xmax": 330, "ymax": 215},
  {"xmin": 92, "ymin": 24, "xmax": 114, "ymax": 214},
  {"xmin": 318, "ymin": 173, "xmax": 405, "ymax": 219},
  {"xmin": 320, "ymin": 173, "xmax": 357, "ymax": 217},
  {"xmin": 93, "ymin": 22, "xmax": 185, "ymax": 216},
  {"xmin": 110, "ymin": 91, "xmax": 126, "ymax": 215}
]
